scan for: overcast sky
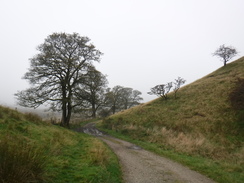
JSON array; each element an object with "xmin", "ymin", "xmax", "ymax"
[{"xmin": 1, "ymin": 0, "xmax": 244, "ymax": 107}]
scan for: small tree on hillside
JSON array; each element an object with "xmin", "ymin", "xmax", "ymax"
[
  {"xmin": 173, "ymin": 77, "xmax": 186, "ymax": 99},
  {"xmin": 148, "ymin": 82, "xmax": 172, "ymax": 100},
  {"xmin": 212, "ymin": 44, "xmax": 238, "ymax": 66}
]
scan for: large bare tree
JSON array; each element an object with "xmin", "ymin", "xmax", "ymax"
[{"xmin": 15, "ymin": 33, "xmax": 103, "ymax": 127}]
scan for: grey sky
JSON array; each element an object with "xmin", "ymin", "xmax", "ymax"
[{"xmin": 1, "ymin": 0, "xmax": 244, "ymax": 107}]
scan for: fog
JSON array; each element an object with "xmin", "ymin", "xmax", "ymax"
[{"xmin": 1, "ymin": 0, "xmax": 244, "ymax": 108}]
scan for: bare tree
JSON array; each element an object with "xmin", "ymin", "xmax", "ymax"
[
  {"xmin": 74, "ymin": 68, "xmax": 108, "ymax": 118},
  {"xmin": 213, "ymin": 44, "xmax": 238, "ymax": 66},
  {"xmin": 104, "ymin": 86, "xmax": 124, "ymax": 114},
  {"xmin": 173, "ymin": 77, "xmax": 186, "ymax": 99},
  {"xmin": 15, "ymin": 33, "xmax": 103, "ymax": 128},
  {"xmin": 148, "ymin": 82, "xmax": 173, "ymax": 100},
  {"xmin": 120, "ymin": 88, "xmax": 143, "ymax": 110},
  {"xmin": 105, "ymin": 86, "xmax": 143, "ymax": 114},
  {"xmin": 130, "ymin": 89, "xmax": 143, "ymax": 107}
]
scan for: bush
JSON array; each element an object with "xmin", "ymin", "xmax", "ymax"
[{"xmin": 0, "ymin": 134, "xmax": 47, "ymax": 183}]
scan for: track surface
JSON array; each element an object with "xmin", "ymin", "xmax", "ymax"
[{"xmin": 76, "ymin": 123, "xmax": 216, "ymax": 183}]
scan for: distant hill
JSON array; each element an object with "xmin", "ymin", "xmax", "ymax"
[{"xmin": 102, "ymin": 57, "xmax": 244, "ymax": 176}]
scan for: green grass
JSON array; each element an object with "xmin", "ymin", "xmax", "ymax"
[
  {"xmin": 0, "ymin": 106, "xmax": 122, "ymax": 183},
  {"xmin": 100, "ymin": 57, "xmax": 244, "ymax": 183},
  {"xmin": 46, "ymin": 134, "xmax": 122, "ymax": 183}
]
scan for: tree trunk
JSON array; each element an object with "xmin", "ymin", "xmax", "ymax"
[
  {"xmin": 224, "ymin": 58, "xmax": 227, "ymax": 66},
  {"xmin": 60, "ymin": 85, "xmax": 71, "ymax": 128},
  {"xmin": 66, "ymin": 101, "xmax": 72, "ymax": 128},
  {"xmin": 112, "ymin": 104, "xmax": 116, "ymax": 114},
  {"xmin": 91, "ymin": 103, "xmax": 96, "ymax": 118},
  {"xmin": 60, "ymin": 102, "xmax": 71, "ymax": 128},
  {"xmin": 61, "ymin": 100, "xmax": 67, "ymax": 127}
]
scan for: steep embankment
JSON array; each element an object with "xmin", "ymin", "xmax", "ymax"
[
  {"xmin": 101, "ymin": 57, "xmax": 244, "ymax": 183},
  {"xmin": 0, "ymin": 106, "xmax": 121, "ymax": 183}
]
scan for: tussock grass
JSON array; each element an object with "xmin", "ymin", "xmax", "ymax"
[
  {"xmin": 0, "ymin": 106, "xmax": 122, "ymax": 183},
  {"xmin": 0, "ymin": 134, "xmax": 47, "ymax": 183},
  {"xmin": 0, "ymin": 106, "xmax": 48, "ymax": 183},
  {"xmin": 89, "ymin": 138, "xmax": 110, "ymax": 166},
  {"xmin": 24, "ymin": 112, "xmax": 43, "ymax": 124},
  {"xmin": 101, "ymin": 57, "xmax": 244, "ymax": 183}
]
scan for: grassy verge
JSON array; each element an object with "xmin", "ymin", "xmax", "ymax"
[
  {"xmin": 97, "ymin": 122, "xmax": 244, "ymax": 183},
  {"xmin": 0, "ymin": 106, "xmax": 122, "ymax": 183},
  {"xmin": 46, "ymin": 132, "xmax": 122, "ymax": 183}
]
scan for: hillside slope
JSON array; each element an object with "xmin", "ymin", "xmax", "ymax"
[
  {"xmin": 101, "ymin": 57, "xmax": 244, "ymax": 183},
  {"xmin": 0, "ymin": 106, "xmax": 121, "ymax": 183}
]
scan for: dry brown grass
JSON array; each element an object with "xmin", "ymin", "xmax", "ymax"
[
  {"xmin": 88, "ymin": 138, "xmax": 110, "ymax": 166},
  {"xmin": 102, "ymin": 57, "xmax": 244, "ymax": 162}
]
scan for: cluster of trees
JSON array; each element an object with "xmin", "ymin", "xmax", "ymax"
[
  {"xmin": 74, "ymin": 82, "xmax": 143, "ymax": 118},
  {"xmin": 148, "ymin": 77, "xmax": 186, "ymax": 100},
  {"xmin": 15, "ymin": 33, "xmax": 143, "ymax": 127},
  {"xmin": 15, "ymin": 32, "xmax": 238, "ymax": 128},
  {"xmin": 104, "ymin": 86, "xmax": 143, "ymax": 114}
]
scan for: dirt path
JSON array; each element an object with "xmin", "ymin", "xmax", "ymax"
[{"xmin": 75, "ymin": 123, "xmax": 216, "ymax": 183}]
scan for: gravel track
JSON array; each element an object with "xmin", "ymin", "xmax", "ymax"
[{"xmin": 76, "ymin": 123, "xmax": 216, "ymax": 183}]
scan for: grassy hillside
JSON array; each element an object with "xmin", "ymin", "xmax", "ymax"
[
  {"xmin": 0, "ymin": 106, "xmax": 122, "ymax": 183},
  {"xmin": 101, "ymin": 57, "xmax": 244, "ymax": 183}
]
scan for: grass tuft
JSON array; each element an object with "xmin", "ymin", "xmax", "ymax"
[
  {"xmin": 0, "ymin": 134, "xmax": 47, "ymax": 183},
  {"xmin": 89, "ymin": 139, "xmax": 110, "ymax": 166},
  {"xmin": 24, "ymin": 112, "xmax": 43, "ymax": 124}
]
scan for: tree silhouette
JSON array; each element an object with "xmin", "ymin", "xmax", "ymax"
[
  {"xmin": 15, "ymin": 33, "xmax": 103, "ymax": 127},
  {"xmin": 213, "ymin": 44, "xmax": 237, "ymax": 66}
]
